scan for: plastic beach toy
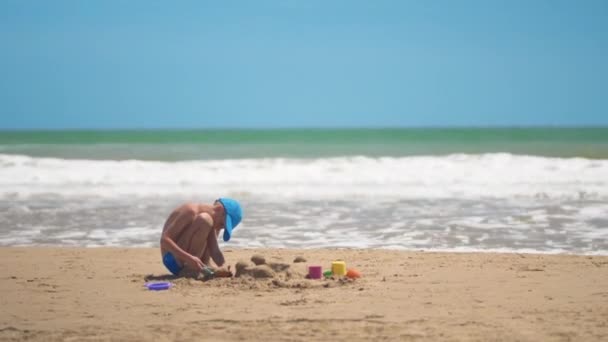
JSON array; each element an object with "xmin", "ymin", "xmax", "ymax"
[
  {"xmin": 145, "ymin": 282, "xmax": 173, "ymax": 291},
  {"xmin": 202, "ymin": 267, "xmax": 215, "ymax": 280},
  {"xmin": 308, "ymin": 266, "xmax": 322, "ymax": 279},
  {"xmin": 346, "ymin": 268, "xmax": 361, "ymax": 279},
  {"xmin": 331, "ymin": 261, "xmax": 347, "ymax": 276},
  {"xmin": 323, "ymin": 270, "xmax": 333, "ymax": 278}
]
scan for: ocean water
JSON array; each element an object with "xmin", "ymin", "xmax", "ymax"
[{"xmin": 1, "ymin": 128, "xmax": 607, "ymax": 254}]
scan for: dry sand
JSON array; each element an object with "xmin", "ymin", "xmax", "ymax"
[{"xmin": 1, "ymin": 247, "xmax": 607, "ymax": 341}]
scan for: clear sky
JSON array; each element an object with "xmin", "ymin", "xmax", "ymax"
[{"xmin": 1, "ymin": 0, "xmax": 607, "ymax": 129}]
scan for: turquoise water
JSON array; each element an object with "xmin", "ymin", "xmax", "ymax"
[{"xmin": 1, "ymin": 127, "xmax": 607, "ymax": 160}]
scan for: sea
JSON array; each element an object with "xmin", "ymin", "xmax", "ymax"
[{"xmin": 1, "ymin": 128, "xmax": 607, "ymax": 255}]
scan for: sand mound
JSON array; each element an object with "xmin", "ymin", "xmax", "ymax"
[
  {"xmin": 235, "ymin": 260, "xmax": 251, "ymax": 277},
  {"xmin": 246, "ymin": 265, "xmax": 275, "ymax": 279},
  {"xmin": 248, "ymin": 255, "xmax": 290, "ymax": 272},
  {"xmin": 267, "ymin": 262, "xmax": 290, "ymax": 272},
  {"xmin": 149, "ymin": 254, "xmax": 360, "ymax": 292},
  {"xmin": 293, "ymin": 256, "xmax": 306, "ymax": 263},
  {"xmin": 235, "ymin": 261, "xmax": 275, "ymax": 278},
  {"xmin": 251, "ymin": 254, "xmax": 266, "ymax": 265}
]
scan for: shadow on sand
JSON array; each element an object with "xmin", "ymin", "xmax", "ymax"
[{"xmin": 144, "ymin": 274, "xmax": 180, "ymax": 282}]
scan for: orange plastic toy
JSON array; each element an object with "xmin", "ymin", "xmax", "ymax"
[{"xmin": 346, "ymin": 268, "xmax": 361, "ymax": 279}]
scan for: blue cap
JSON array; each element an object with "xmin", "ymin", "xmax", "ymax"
[{"xmin": 218, "ymin": 198, "xmax": 242, "ymax": 242}]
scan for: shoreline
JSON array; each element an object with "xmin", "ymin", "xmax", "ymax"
[
  {"xmin": 1, "ymin": 247, "xmax": 607, "ymax": 341},
  {"xmin": 4, "ymin": 245, "xmax": 607, "ymax": 257}
]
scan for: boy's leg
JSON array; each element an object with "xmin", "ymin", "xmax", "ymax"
[
  {"xmin": 201, "ymin": 247, "xmax": 211, "ymax": 265},
  {"xmin": 196, "ymin": 229, "xmax": 224, "ymax": 266},
  {"xmin": 175, "ymin": 214, "xmax": 213, "ymax": 266}
]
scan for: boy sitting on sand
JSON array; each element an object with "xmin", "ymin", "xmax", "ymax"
[{"xmin": 160, "ymin": 198, "xmax": 242, "ymax": 277}]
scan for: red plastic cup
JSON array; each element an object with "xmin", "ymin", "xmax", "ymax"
[{"xmin": 308, "ymin": 265, "xmax": 322, "ymax": 279}]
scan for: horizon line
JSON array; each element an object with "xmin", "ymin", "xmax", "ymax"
[{"xmin": 2, "ymin": 124, "xmax": 608, "ymax": 132}]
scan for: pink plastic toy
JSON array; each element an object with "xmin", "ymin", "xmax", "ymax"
[{"xmin": 308, "ymin": 265, "xmax": 322, "ymax": 279}]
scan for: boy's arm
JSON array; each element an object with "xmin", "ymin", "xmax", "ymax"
[
  {"xmin": 201, "ymin": 228, "xmax": 224, "ymax": 267},
  {"xmin": 207, "ymin": 231, "xmax": 225, "ymax": 267},
  {"xmin": 201, "ymin": 230, "xmax": 220, "ymax": 266}
]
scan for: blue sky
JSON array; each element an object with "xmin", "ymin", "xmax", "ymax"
[{"xmin": 1, "ymin": 0, "xmax": 607, "ymax": 129}]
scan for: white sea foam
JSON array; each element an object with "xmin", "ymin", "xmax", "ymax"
[
  {"xmin": 2, "ymin": 153, "xmax": 607, "ymax": 253},
  {"xmin": 1, "ymin": 153, "xmax": 608, "ymax": 200}
]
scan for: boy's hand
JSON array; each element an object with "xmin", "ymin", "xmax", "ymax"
[{"xmin": 184, "ymin": 254, "xmax": 204, "ymax": 272}]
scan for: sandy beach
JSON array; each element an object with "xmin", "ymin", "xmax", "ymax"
[{"xmin": 0, "ymin": 248, "xmax": 606, "ymax": 341}]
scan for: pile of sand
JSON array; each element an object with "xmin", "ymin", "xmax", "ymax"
[{"xmin": 145, "ymin": 254, "xmax": 358, "ymax": 291}]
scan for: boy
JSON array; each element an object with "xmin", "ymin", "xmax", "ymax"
[{"xmin": 160, "ymin": 198, "xmax": 242, "ymax": 276}]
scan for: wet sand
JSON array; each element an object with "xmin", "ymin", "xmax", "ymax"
[{"xmin": 1, "ymin": 247, "xmax": 607, "ymax": 341}]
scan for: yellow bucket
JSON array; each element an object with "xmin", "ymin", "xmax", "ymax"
[{"xmin": 331, "ymin": 261, "xmax": 347, "ymax": 276}]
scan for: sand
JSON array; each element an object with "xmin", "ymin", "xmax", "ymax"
[{"xmin": 1, "ymin": 247, "xmax": 607, "ymax": 341}]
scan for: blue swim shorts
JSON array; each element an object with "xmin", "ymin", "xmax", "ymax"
[{"xmin": 162, "ymin": 252, "xmax": 182, "ymax": 276}]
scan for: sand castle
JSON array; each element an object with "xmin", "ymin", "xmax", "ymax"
[
  {"xmin": 159, "ymin": 253, "xmax": 360, "ymax": 292},
  {"xmin": 234, "ymin": 255, "xmax": 293, "ymax": 279}
]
